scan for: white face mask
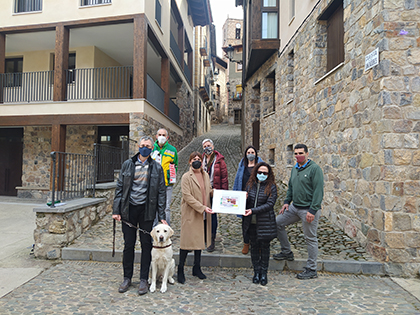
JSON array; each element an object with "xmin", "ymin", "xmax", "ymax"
[{"xmin": 157, "ymin": 136, "xmax": 167, "ymax": 145}]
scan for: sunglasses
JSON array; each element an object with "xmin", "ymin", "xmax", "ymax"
[{"xmin": 257, "ymin": 171, "xmax": 269, "ymax": 175}]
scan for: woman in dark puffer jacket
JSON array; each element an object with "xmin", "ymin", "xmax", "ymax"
[{"xmin": 243, "ymin": 162, "xmax": 278, "ymax": 286}]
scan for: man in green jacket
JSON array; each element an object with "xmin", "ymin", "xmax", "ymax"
[
  {"xmin": 273, "ymin": 144, "xmax": 324, "ymax": 280},
  {"xmin": 151, "ymin": 128, "xmax": 178, "ymax": 226}
]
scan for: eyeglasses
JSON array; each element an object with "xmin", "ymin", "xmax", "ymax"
[
  {"xmin": 294, "ymin": 152, "xmax": 305, "ymax": 155},
  {"xmin": 257, "ymin": 171, "xmax": 269, "ymax": 175}
]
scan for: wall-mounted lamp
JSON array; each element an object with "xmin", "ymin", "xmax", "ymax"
[{"xmin": 226, "ymin": 44, "xmax": 242, "ymax": 64}]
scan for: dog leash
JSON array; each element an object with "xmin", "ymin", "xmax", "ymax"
[{"xmin": 112, "ymin": 219, "xmax": 151, "ymax": 257}]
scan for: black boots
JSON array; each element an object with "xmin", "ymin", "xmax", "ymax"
[
  {"xmin": 260, "ymin": 271, "xmax": 268, "ymax": 286},
  {"xmin": 207, "ymin": 234, "xmax": 216, "ymax": 252},
  {"xmin": 252, "ymin": 269, "xmax": 260, "ymax": 284},
  {"xmin": 192, "ymin": 250, "xmax": 206, "ymax": 279},
  {"xmin": 177, "ymin": 249, "xmax": 188, "ymax": 284},
  {"xmin": 178, "ymin": 249, "xmax": 207, "ymax": 283}
]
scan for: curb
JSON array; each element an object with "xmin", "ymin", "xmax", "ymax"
[{"xmin": 62, "ymin": 247, "xmax": 385, "ymax": 276}]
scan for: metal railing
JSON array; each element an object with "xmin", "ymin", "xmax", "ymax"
[
  {"xmin": 170, "ymin": 32, "xmax": 182, "ymax": 66},
  {"xmin": 169, "ymin": 99, "xmax": 180, "ymax": 124},
  {"xmin": 0, "ymin": 71, "xmax": 53, "ymax": 103},
  {"xmin": 94, "ymin": 143, "xmax": 124, "ymax": 183},
  {"xmin": 50, "ymin": 151, "xmax": 95, "ymax": 207},
  {"xmin": 184, "ymin": 61, "xmax": 192, "ymax": 85},
  {"xmin": 15, "ymin": 0, "xmax": 42, "ymax": 13},
  {"xmin": 66, "ymin": 66, "xmax": 133, "ymax": 100},
  {"xmin": 81, "ymin": 0, "xmax": 111, "ymax": 5},
  {"xmin": 147, "ymin": 74, "xmax": 164, "ymax": 113}
]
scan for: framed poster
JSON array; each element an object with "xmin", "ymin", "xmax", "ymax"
[{"xmin": 212, "ymin": 189, "xmax": 246, "ymax": 215}]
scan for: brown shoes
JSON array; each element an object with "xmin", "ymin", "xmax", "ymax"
[
  {"xmin": 242, "ymin": 243, "xmax": 250, "ymax": 255},
  {"xmin": 138, "ymin": 279, "xmax": 149, "ymax": 295},
  {"xmin": 118, "ymin": 278, "xmax": 131, "ymax": 293}
]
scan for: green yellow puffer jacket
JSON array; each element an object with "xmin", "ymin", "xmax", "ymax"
[{"xmin": 151, "ymin": 141, "xmax": 178, "ymax": 186}]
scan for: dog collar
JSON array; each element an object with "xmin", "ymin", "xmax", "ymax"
[{"xmin": 153, "ymin": 243, "xmax": 172, "ymax": 249}]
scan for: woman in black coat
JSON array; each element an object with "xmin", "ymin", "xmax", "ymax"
[{"xmin": 243, "ymin": 162, "xmax": 278, "ymax": 286}]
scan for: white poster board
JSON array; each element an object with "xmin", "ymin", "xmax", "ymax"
[{"xmin": 212, "ymin": 189, "xmax": 246, "ymax": 215}]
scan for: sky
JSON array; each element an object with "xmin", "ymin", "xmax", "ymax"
[{"xmin": 209, "ymin": 0, "xmax": 243, "ymax": 57}]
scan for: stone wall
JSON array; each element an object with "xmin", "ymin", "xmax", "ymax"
[
  {"xmin": 33, "ymin": 185, "xmax": 115, "ymax": 259},
  {"xmin": 130, "ymin": 111, "xmax": 186, "ymax": 157},
  {"xmin": 243, "ymin": 0, "xmax": 420, "ymax": 276}
]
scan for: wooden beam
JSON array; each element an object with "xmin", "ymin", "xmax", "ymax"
[
  {"xmin": 0, "ymin": 113, "xmax": 130, "ymax": 126},
  {"xmin": 51, "ymin": 124, "xmax": 66, "ymax": 152},
  {"xmin": 0, "ymin": 14, "xmax": 136, "ymax": 34},
  {"xmin": 0, "ymin": 33, "xmax": 5, "ymax": 104},
  {"xmin": 161, "ymin": 57, "xmax": 170, "ymax": 116},
  {"xmin": 133, "ymin": 15, "xmax": 147, "ymax": 99},
  {"xmin": 53, "ymin": 24, "xmax": 69, "ymax": 102}
]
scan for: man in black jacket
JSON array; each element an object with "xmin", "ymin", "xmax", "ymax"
[{"xmin": 112, "ymin": 136, "xmax": 167, "ymax": 295}]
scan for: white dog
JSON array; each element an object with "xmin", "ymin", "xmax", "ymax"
[{"xmin": 149, "ymin": 223, "xmax": 175, "ymax": 293}]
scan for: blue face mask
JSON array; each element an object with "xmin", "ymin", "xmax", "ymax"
[
  {"xmin": 256, "ymin": 173, "xmax": 268, "ymax": 182},
  {"xmin": 139, "ymin": 146, "xmax": 152, "ymax": 157}
]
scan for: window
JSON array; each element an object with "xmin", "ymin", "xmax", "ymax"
[
  {"xmin": 15, "ymin": 0, "xmax": 42, "ymax": 13},
  {"xmin": 235, "ymin": 23, "xmax": 241, "ymax": 39},
  {"xmin": 234, "ymin": 109, "xmax": 241, "ymax": 124},
  {"xmin": 286, "ymin": 144, "xmax": 294, "ymax": 166},
  {"xmin": 81, "ymin": 0, "xmax": 111, "ymax": 5},
  {"xmin": 269, "ymin": 148, "xmax": 275, "ymax": 166},
  {"xmin": 155, "ymin": 0, "xmax": 162, "ymax": 27},
  {"xmin": 51, "ymin": 53, "xmax": 76, "ymax": 83},
  {"xmin": 289, "ymin": 0, "xmax": 295, "ymax": 21},
  {"xmin": 5, "ymin": 58, "xmax": 23, "ymax": 87},
  {"xmin": 263, "ymin": 71, "xmax": 275, "ymax": 114},
  {"xmin": 319, "ymin": 0, "xmax": 344, "ymax": 72},
  {"xmin": 262, "ymin": 0, "xmax": 278, "ymax": 39}
]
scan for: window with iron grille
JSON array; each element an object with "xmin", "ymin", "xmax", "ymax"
[
  {"xmin": 81, "ymin": 0, "xmax": 111, "ymax": 6},
  {"xmin": 155, "ymin": 0, "xmax": 162, "ymax": 27},
  {"xmin": 15, "ymin": 0, "xmax": 42, "ymax": 13}
]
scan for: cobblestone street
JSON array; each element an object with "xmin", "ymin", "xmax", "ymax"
[
  {"xmin": 1, "ymin": 124, "xmax": 419, "ymax": 314},
  {"xmin": 0, "ymin": 261, "xmax": 419, "ymax": 314},
  {"xmin": 69, "ymin": 124, "xmax": 373, "ymax": 261}
]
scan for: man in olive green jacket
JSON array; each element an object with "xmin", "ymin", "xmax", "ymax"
[{"xmin": 274, "ymin": 144, "xmax": 324, "ymax": 280}]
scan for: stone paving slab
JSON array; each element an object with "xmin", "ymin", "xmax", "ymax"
[{"xmin": 0, "ymin": 261, "xmax": 419, "ymax": 315}]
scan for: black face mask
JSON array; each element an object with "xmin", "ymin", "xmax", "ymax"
[{"xmin": 192, "ymin": 160, "xmax": 201, "ymax": 169}]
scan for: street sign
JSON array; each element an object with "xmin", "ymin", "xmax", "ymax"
[{"xmin": 365, "ymin": 48, "xmax": 379, "ymax": 71}]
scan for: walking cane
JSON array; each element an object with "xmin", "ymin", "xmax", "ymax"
[{"xmin": 112, "ymin": 219, "xmax": 116, "ymax": 257}]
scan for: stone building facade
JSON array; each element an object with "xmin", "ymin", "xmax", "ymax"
[
  {"xmin": 241, "ymin": 0, "xmax": 420, "ymax": 276},
  {"xmin": 223, "ymin": 18, "xmax": 244, "ymax": 125}
]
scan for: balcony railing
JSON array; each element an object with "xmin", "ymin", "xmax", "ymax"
[
  {"xmin": 169, "ymin": 99, "xmax": 180, "ymax": 124},
  {"xmin": 170, "ymin": 32, "xmax": 182, "ymax": 66},
  {"xmin": 15, "ymin": 0, "xmax": 42, "ymax": 13},
  {"xmin": 81, "ymin": 0, "xmax": 111, "ymax": 6},
  {"xmin": 0, "ymin": 71, "xmax": 53, "ymax": 103},
  {"xmin": 66, "ymin": 66, "xmax": 133, "ymax": 100},
  {"xmin": 147, "ymin": 74, "xmax": 164, "ymax": 113}
]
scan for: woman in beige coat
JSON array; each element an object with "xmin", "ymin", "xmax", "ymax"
[{"xmin": 178, "ymin": 151, "xmax": 213, "ymax": 284}]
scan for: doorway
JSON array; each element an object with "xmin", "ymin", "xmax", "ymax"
[{"xmin": 0, "ymin": 128, "xmax": 23, "ymax": 196}]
